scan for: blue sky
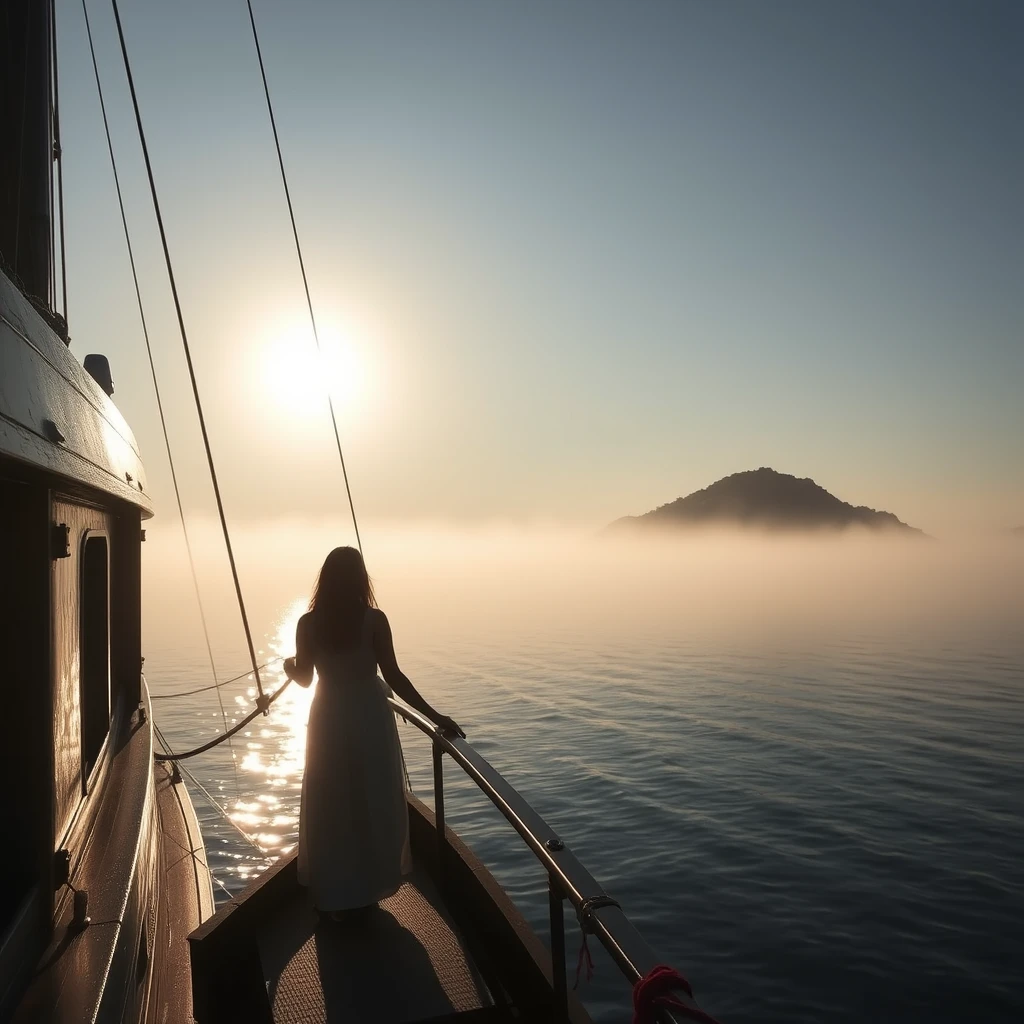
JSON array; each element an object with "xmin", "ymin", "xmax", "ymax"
[{"xmin": 56, "ymin": 1, "xmax": 1022, "ymax": 532}]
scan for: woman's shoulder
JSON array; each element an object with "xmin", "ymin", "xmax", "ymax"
[{"xmin": 366, "ymin": 606, "xmax": 392, "ymax": 635}]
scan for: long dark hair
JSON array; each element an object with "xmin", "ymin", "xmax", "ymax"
[{"xmin": 308, "ymin": 546, "xmax": 376, "ymax": 648}]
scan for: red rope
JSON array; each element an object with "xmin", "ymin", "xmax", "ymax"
[
  {"xmin": 632, "ymin": 965, "xmax": 723, "ymax": 1024},
  {"xmin": 573, "ymin": 931, "xmax": 595, "ymax": 989}
]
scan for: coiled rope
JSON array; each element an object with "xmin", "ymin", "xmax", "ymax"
[{"xmin": 632, "ymin": 965, "xmax": 723, "ymax": 1024}]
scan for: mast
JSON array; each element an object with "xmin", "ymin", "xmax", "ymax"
[{"xmin": 0, "ymin": 0, "xmax": 55, "ymax": 309}]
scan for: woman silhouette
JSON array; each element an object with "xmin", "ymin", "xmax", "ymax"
[{"xmin": 284, "ymin": 546, "xmax": 463, "ymax": 916}]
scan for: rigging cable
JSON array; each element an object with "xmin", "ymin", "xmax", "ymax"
[
  {"xmin": 109, "ymin": 0, "xmax": 267, "ymax": 707},
  {"xmin": 150, "ymin": 657, "xmax": 283, "ymax": 700},
  {"xmin": 244, "ymin": 0, "xmax": 362, "ymax": 552},
  {"xmin": 153, "ymin": 719, "xmax": 262, "ymax": 904},
  {"xmin": 11, "ymin": 0, "xmax": 31, "ymax": 290},
  {"xmin": 153, "ymin": 721, "xmax": 263, "ymax": 854},
  {"xmin": 175, "ymin": 760, "xmax": 263, "ymax": 856},
  {"xmin": 50, "ymin": 0, "xmax": 67, "ymax": 322},
  {"xmin": 81, "ymin": 0, "xmax": 241, "ymax": 792},
  {"xmin": 46, "ymin": 0, "xmax": 55, "ymax": 311},
  {"xmin": 152, "ymin": 721, "xmax": 234, "ymax": 900},
  {"xmin": 153, "ymin": 676, "xmax": 292, "ymax": 761}
]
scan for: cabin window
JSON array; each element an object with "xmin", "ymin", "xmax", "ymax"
[{"xmin": 80, "ymin": 534, "xmax": 110, "ymax": 784}]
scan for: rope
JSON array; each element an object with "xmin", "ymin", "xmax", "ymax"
[
  {"xmin": 155, "ymin": 720, "xmax": 264, "ymax": 853},
  {"xmin": 572, "ymin": 894, "xmax": 620, "ymax": 990},
  {"xmin": 110, "ymin": 0, "xmax": 266, "ymax": 706},
  {"xmin": 177, "ymin": 760, "xmax": 264, "ymax": 854},
  {"xmin": 50, "ymin": 0, "xmax": 67, "ymax": 323},
  {"xmin": 244, "ymin": 0, "xmax": 362, "ymax": 552},
  {"xmin": 153, "ymin": 677, "xmax": 293, "ymax": 761},
  {"xmin": 571, "ymin": 898, "xmax": 719, "ymax": 1023},
  {"xmin": 152, "ymin": 721, "xmax": 231, "ymax": 902},
  {"xmin": 208, "ymin": 867, "xmax": 233, "ymax": 900},
  {"xmin": 632, "ymin": 966, "xmax": 723, "ymax": 1024},
  {"xmin": 150, "ymin": 657, "xmax": 283, "ymax": 700},
  {"xmin": 577, "ymin": 894, "xmax": 621, "ymax": 926},
  {"xmin": 153, "ymin": 719, "xmax": 260, "ymax": 902},
  {"xmin": 573, "ymin": 931, "xmax": 594, "ymax": 990},
  {"xmin": 82, "ymin": 1, "xmax": 241, "ymax": 795}
]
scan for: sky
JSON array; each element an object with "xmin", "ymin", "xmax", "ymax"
[{"xmin": 54, "ymin": 0, "xmax": 1023, "ymax": 536}]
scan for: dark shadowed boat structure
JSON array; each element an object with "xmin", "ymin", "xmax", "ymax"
[{"xmin": 0, "ymin": 209, "xmax": 214, "ymax": 1024}]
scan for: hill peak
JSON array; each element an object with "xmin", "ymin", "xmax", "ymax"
[{"xmin": 610, "ymin": 468, "xmax": 923, "ymax": 534}]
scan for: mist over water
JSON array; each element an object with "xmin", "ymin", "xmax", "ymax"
[
  {"xmin": 145, "ymin": 520, "xmax": 1024, "ymax": 1023},
  {"xmin": 143, "ymin": 518, "xmax": 1023, "ymax": 659}
]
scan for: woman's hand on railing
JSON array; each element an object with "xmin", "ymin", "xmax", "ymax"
[{"xmin": 434, "ymin": 713, "xmax": 465, "ymax": 738}]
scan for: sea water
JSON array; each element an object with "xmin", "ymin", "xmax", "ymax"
[{"xmin": 145, "ymin": 524, "xmax": 1024, "ymax": 1023}]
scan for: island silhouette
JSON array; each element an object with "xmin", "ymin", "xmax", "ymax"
[{"xmin": 609, "ymin": 468, "xmax": 924, "ymax": 534}]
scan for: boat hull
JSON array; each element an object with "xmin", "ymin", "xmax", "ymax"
[
  {"xmin": 1, "ymin": 263, "xmax": 213, "ymax": 1022},
  {"xmin": 5, "ymin": 687, "xmax": 214, "ymax": 1023}
]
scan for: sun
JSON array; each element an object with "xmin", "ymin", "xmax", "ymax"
[{"xmin": 253, "ymin": 316, "xmax": 374, "ymax": 429}]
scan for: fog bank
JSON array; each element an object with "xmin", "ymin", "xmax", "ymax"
[{"xmin": 141, "ymin": 518, "xmax": 1023, "ymax": 679}]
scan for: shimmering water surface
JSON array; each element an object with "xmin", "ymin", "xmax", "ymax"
[{"xmin": 146, "ymin": 529, "xmax": 1024, "ymax": 1023}]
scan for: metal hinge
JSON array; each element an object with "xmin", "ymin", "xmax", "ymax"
[
  {"xmin": 54, "ymin": 848, "xmax": 71, "ymax": 889},
  {"xmin": 51, "ymin": 523, "xmax": 71, "ymax": 559},
  {"xmin": 140, "ymin": 528, "xmax": 147, "ymax": 542}
]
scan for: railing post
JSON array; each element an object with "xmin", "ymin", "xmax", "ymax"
[
  {"xmin": 432, "ymin": 739, "xmax": 446, "ymax": 879},
  {"xmin": 549, "ymin": 873, "xmax": 567, "ymax": 1019}
]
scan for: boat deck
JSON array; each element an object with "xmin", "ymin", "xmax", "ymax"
[
  {"xmin": 189, "ymin": 843, "xmax": 529, "ymax": 1024},
  {"xmin": 259, "ymin": 863, "xmax": 496, "ymax": 1023},
  {"xmin": 190, "ymin": 796, "xmax": 591, "ymax": 1024}
]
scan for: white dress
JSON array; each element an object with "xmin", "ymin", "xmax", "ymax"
[{"xmin": 297, "ymin": 608, "xmax": 412, "ymax": 910}]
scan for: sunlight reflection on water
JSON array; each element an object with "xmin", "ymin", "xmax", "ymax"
[{"xmin": 221, "ymin": 598, "xmax": 311, "ymax": 865}]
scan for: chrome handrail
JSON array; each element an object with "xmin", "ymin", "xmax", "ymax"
[{"xmin": 388, "ymin": 697, "xmax": 699, "ymax": 1024}]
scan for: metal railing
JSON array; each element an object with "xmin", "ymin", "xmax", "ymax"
[{"xmin": 389, "ymin": 697, "xmax": 697, "ymax": 1024}]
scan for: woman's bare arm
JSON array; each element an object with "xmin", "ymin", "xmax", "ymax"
[
  {"xmin": 283, "ymin": 614, "xmax": 315, "ymax": 687},
  {"xmin": 373, "ymin": 609, "xmax": 464, "ymax": 736}
]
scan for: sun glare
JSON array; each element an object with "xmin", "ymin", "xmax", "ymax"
[{"xmin": 254, "ymin": 317, "xmax": 374, "ymax": 429}]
